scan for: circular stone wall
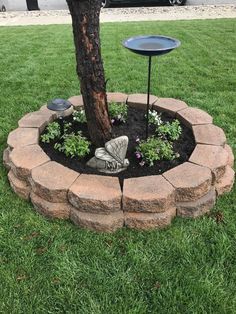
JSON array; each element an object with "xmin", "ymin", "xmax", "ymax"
[{"xmin": 3, "ymin": 93, "xmax": 235, "ymax": 232}]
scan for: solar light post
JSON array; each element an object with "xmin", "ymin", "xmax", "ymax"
[{"xmin": 47, "ymin": 98, "xmax": 72, "ymax": 135}]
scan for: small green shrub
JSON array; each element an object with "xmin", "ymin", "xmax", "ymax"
[
  {"xmin": 54, "ymin": 131, "xmax": 91, "ymax": 159},
  {"xmin": 41, "ymin": 122, "xmax": 61, "ymax": 143},
  {"xmin": 73, "ymin": 109, "xmax": 87, "ymax": 123},
  {"xmin": 109, "ymin": 102, "xmax": 128, "ymax": 124},
  {"xmin": 64, "ymin": 122, "xmax": 72, "ymax": 133},
  {"xmin": 148, "ymin": 110, "xmax": 163, "ymax": 127},
  {"xmin": 136, "ymin": 137, "xmax": 179, "ymax": 167},
  {"xmin": 157, "ymin": 120, "xmax": 182, "ymax": 141}
]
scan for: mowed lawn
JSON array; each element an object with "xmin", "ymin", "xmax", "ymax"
[{"xmin": 0, "ymin": 18, "xmax": 236, "ymax": 313}]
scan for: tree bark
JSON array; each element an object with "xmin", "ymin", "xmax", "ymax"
[{"xmin": 67, "ymin": 0, "xmax": 112, "ymax": 146}]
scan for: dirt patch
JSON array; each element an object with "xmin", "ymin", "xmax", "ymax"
[{"xmin": 40, "ymin": 107, "xmax": 195, "ymax": 184}]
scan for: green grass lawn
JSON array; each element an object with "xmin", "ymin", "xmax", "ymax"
[{"xmin": 0, "ymin": 18, "xmax": 236, "ymax": 314}]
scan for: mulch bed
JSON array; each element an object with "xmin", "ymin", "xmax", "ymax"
[{"xmin": 40, "ymin": 107, "xmax": 195, "ymax": 183}]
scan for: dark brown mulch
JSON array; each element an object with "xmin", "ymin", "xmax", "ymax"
[{"xmin": 40, "ymin": 107, "xmax": 195, "ymax": 184}]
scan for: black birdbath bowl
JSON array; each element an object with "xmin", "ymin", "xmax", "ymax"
[{"xmin": 122, "ymin": 35, "xmax": 181, "ymax": 138}]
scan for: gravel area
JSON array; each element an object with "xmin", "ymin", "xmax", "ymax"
[{"xmin": 0, "ymin": 4, "xmax": 235, "ymax": 26}]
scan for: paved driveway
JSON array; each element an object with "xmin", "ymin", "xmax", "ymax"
[
  {"xmin": 188, "ymin": 0, "xmax": 234, "ymax": 4},
  {"xmin": 0, "ymin": 3, "xmax": 235, "ymax": 26},
  {"xmin": 0, "ymin": 0, "xmax": 235, "ymax": 11}
]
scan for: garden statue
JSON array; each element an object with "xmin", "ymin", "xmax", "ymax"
[{"xmin": 87, "ymin": 136, "xmax": 130, "ymax": 173}]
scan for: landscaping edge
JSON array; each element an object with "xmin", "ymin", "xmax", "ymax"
[{"xmin": 3, "ymin": 93, "xmax": 235, "ymax": 232}]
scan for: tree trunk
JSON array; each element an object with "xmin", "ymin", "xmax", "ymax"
[{"xmin": 67, "ymin": 0, "xmax": 112, "ymax": 147}]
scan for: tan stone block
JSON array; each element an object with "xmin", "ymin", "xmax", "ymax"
[
  {"xmin": 3, "ymin": 147, "xmax": 11, "ymax": 170},
  {"xmin": 193, "ymin": 124, "xmax": 226, "ymax": 146},
  {"xmin": 8, "ymin": 170, "xmax": 30, "ymax": 200},
  {"xmin": 124, "ymin": 207, "xmax": 176, "ymax": 230},
  {"xmin": 177, "ymin": 188, "xmax": 216, "ymax": 218},
  {"xmin": 70, "ymin": 208, "xmax": 124, "ymax": 232},
  {"xmin": 163, "ymin": 162, "xmax": 212, "ymax": 202},
  {"xmin": 18, "ymin": 111, "xmax": 54, "ymax": 132},
  {"xmin": 189, "ymin": 145, "xmax": 228, "ymax": 182},
  {"xmin": 68, "ymin": 175, "xmax": 122, "ymax": 214},
  {"xmin": 153, "ymin": 98, "xmax": 188, "ymax": 117},
  {"xmin": 39, "ymin": 104, "xmax": 57, "ymax": 119},
  {"xmin": 107, "ymin": 92, "xmax": 128, "ymax": 104},
  {"xmin": 216, "ymin": 166, "xmax": 235, "ymax": 196},
  {"xmin": 31, "ymin": 192, "xmax": 71, "ymax": 219},
  {"xmin": 127, "ymin": 93, "xmax": 158, "ymax": 110},
  {"xmin": 123, "ymin": 175, "xmax": 175, "ymax": 213},
  {"xmin": 7, "ymin": 128, "xmax": 39, "ymax": 149},
  {"xmin": 9, "ymin": 145, "xmax": 50, "ymax": 181},
  {"xmin": 224, "ymin": 144, "xmax": 234, "ymax": 168},
  {"xmin": 177, "ymin": 107, "xmax": 213, "ymax": 128},
  {"xmin": 68, "ymin": 95, "xmax": 84, "ymax": 110},
  {"xmin": 30, "ymin": 161, "xmax": 79, "ymax": 203}
]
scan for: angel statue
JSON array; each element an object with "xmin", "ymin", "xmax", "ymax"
[{"xmin": 86, "ymin": 136, "xmax": 130, "ymax": 174}]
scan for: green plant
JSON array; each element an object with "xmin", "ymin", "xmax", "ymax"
[
  {"xmin": 136, "ymin": 137, "xmax": 179, "ymax": 166},
  {"xmin": 109, "ymin": 102, "xmax": 128, "ymax": 124},
  {"xmin": 64, "ymin": 122, "xmax": 72, "ymax": 133},
  {"xmin": 157, "ymin": 119, "xmax": 182, "ymax": 141},
  {"xmin": 41, "ymin": 122, "xmax": 61, "ymax": 143},
  {"xmin": 73, "ymin": 109, "xmax": 87, "ymax": 123},
  {"xmin": 54, "ymin": 131, "xmax": 91, "ymax": 158},
  {"xmin": 148, "ymin": 110, "xmax": 163, "ymax": 126}
]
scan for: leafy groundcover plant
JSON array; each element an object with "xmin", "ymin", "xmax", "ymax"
[
  {"xmin": 41, "ymin": 121, "xmax": 91, "ymax": 159},
  {"xmin": 54, "ymin": 132, "xmax": 91, "ymax": 159},
  {"xmin": 40, "ymin": 122, "xmax": 61, "ymax": 143},
  {"xmin": 109, "ymin": 102, "xmax": 128, "ymax": 124},
  {"xmin": 136, "ymin": 110, "xmax": 182, "ymax": 167}
]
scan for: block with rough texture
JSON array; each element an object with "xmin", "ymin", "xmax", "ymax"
[
  {"xmin": 7, "ymin": 128, "xmax": 39, "ymax": 149},
  {"xmin": 31, "ymin": 192, "xmax": 71, "ymax": 219},
  {"xmin": 127, "ymin": 93, "xmax": 158, "ymax": 110},
  {"xmin": 189, "ymin": 144, "xmax": 229, "ymax": 182},
  {"xmin": 163, "ymin": 162, "xmax": 212, "ymax": 202},
  {"xmin": 18, "ymin": 111, "xmax": 54, "ymax": 132},
  {"xmin": 68, "ymin": 175, "xmax": 122, "ymax": 214},
  {"xmin": 153, "ymin": 98, "xmax": 188, "ymax": 117},
  {"xmin": 70, "ymin": 209, "xmax": 124, "ymax": 232},
  {"xmin": 9, "ymin": 145, "xmax": 50, "ymax": 181},
  {"xmin": 224, "ymin": 144, "xmax": 234, "ymax": 168},
  {"xmin": 193, "ymin": 124, "xmax": 226, "ymax": 146},
  {"xmin": 124, "ymin": 207, "xmax": 176, "ymax": 230},
  {"xmin": 177, "ymin": 107, "xmax": 213, "ymax": 128},
  {"xmin": 68, "ymin": 95, "xmax": 84, "ymax": 109},
  {"xmin": 123, "ymin": 175, "xmax": 175, "ymax": 213},
  {"xmin": 30, "ymin": 161, "xmax": 79, "ymax": 203},
  {"xmin": 216, "ymin": 166, "xmax": 235, "ymax": 196},
  {"xmin": 39, "ymin": 104, "xmax": 57, "ymax": 118},
  {"xmin": 177, "ymin": 188, "xmax": 216, "ymax": 218},
  {"xmin": 3, "ymin": 147, "xmax": 11, "ymax": 170},
  {"xmin": 8, "ymin": 170, "xmax": 30, "ymax": 200},
  {"xmin": 107, "ymin": 92, "xmax": 128, "ymax": 104}
]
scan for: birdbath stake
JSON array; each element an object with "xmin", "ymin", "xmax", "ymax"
[{"xmin": 122, "ymin": 35, "xmax": 181, "ymax": 139}]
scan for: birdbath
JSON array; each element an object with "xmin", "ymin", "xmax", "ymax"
[{"xmin": 122, "ymin": 35, "xmax": 181, "ymax": 139}]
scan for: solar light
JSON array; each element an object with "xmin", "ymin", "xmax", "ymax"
[{"xmin": 47, "ymin": 98, "xmax": 72, "ymax": 135}]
